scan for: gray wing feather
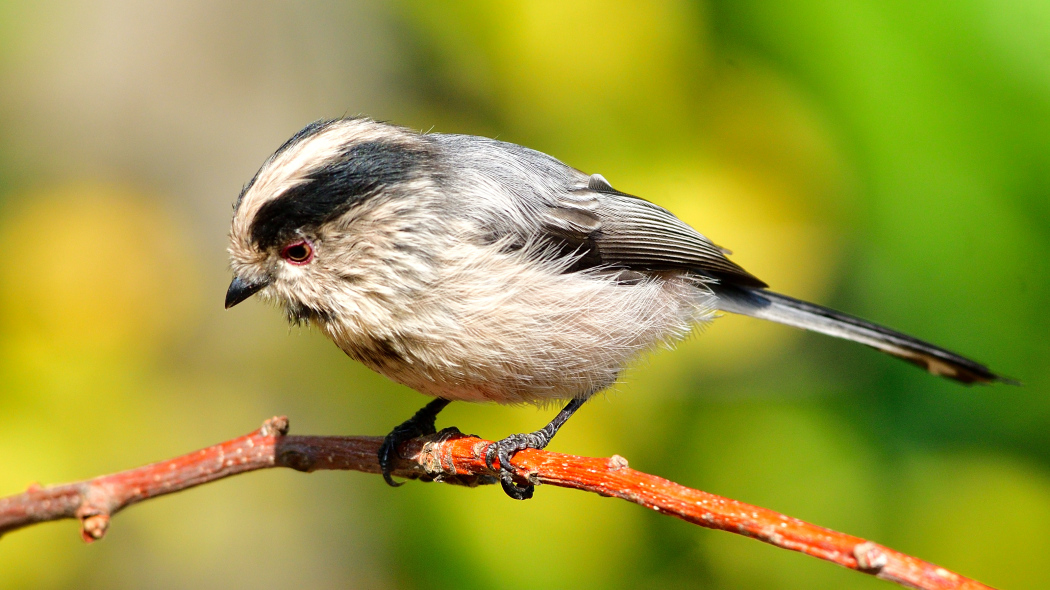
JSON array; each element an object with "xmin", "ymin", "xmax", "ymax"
[
  {"xmin": 539, "ymin": 174, "xmax": 767, "ymax": 287},
  {"xmin": 430, "ymin": 135, "xmax": 760, "ymax": 285}
]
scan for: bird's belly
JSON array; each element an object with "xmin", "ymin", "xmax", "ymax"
[{"xmin": 337, "ymin": 332, "xmax": 607, "ymax": 404}]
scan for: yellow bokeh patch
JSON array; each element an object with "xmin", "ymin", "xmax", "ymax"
[{"xmin": 0, "ymin": 183, "xmax": 200, "ymax": 358}]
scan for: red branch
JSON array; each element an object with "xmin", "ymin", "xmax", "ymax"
[{"xmin": 0, "ymin": 417, "xmax": 993, "ymax": 590}]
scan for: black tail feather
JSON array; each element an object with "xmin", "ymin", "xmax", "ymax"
[{"xmin": 713, "ymin": 286, "xmax": 1014, "ymax": 385}]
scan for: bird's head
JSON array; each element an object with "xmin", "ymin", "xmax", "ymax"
[{"xmin": 225, "ymin": 117, "xmax": 434, "ymax": 325}]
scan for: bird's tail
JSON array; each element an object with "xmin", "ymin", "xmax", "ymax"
[{"xmin": 713, "ymin": 286, "xmax": 1013, "ymax": 385}]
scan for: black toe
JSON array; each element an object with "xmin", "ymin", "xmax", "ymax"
[
  {"xmin": 499, "ymin": 472, "xmax": 534, "ymax": 500},
  {"xmin": 485, "ymin": 433, "xmax": 541, "ymax": 500},
  {"xmin": 378, "ymin": 398, "xmax": 451, "ymax": 488},
  {"xmin": 378, "ymin": 433, "xmax": 408, "ymax": 487}
]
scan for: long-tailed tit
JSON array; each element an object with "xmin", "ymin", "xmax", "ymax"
[{"xmin": 226, "ymin": 118, "xmax": 1010, "ymax": 499}]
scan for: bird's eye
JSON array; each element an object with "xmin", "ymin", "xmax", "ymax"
[{"xmin": 281, "ymin": 240, "xmax": 314, "ymax": 265}]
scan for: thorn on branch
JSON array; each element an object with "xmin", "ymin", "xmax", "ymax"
[
  {"xmin": 608, "ymin": 454, "xmax": 629, "ymax": 471},
  {"xmin": 854, "ymin": 541, "xmax": 888, "ymax": 573}
]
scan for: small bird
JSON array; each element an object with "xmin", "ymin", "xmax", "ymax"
[{"xmin": 226, "ymin": 117, "xmax": 1010, "ymax": 499}]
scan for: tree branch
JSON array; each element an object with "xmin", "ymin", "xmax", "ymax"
[{"xmin": 0, "ymin": 416, "xmax": 993, "ymax": 590}]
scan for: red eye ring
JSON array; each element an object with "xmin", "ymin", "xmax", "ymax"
[{"xmin": 280, "ymin": 240, "xmax": 314, "ymax": 265}]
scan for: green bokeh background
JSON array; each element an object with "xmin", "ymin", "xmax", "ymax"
[{"xmin": 1, "ymin": 2, "xmax": 1046, "ymax": 588}]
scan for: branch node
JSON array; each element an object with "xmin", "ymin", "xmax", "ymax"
[
  {"xmin": 420, "ymin": 428, "xmax": 496, "ymax": 488},
  {"xmin": 420, "ymin": 442, "xmax": 443, "ymax": 476},
  {"xmin": 854, "ymin": 541, "xmax": 888, "ymax": 572},
  {"xmin": 79, "ymin": 513, "xmax": 109, "ymax": 543},
  {"xmin": 277, "ymin": 449, "xmax": 315, "ymax": 472},
  {"xmin": 75, "ymin": 502, "xmax": 111, "ymax": 544},
  {"xmin": 260, "ymin": 416, "xmax": 290, "ymax": 437}
]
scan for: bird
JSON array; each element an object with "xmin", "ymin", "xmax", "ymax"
[{"xmin": 225, "ymin": 117, "xmax": 1010, "ymax": 500}]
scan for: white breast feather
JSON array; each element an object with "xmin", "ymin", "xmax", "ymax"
[{"xmin": 312, "ymin": 213, "xmax": 716, "ymax": 404}]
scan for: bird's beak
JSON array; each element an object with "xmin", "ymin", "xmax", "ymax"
[{"xmin": 225, "ymin": 276, "xmax": 268, "ymax": 309}]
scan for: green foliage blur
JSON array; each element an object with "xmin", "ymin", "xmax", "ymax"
[{"xmin": 0, "ymin": 2, "xmax": 1046, "ymax": 588}]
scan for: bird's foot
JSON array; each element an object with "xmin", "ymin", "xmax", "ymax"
[
  {"xmin": 379, "ymin": 398, "xmax": 450, "ymax": 487},
  {"xmin": 484, "ymin": 430, "xmax": 553, "ymax": 500}
]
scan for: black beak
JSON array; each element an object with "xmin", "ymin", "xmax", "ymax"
[{"xmin": 225, "ymin": 276, "xmax": 268, "ymax": 309}]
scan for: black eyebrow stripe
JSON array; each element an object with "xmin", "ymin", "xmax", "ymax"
[{"xmin": 249, "ymin": 139, "xmax": 428, "ymax": 250}]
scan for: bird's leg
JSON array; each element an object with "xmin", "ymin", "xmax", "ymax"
[
  {"xmin": 379, "ymin": 398, "xmax": 451, "ymax": 487},
  {"xmin": 485, "ymin": 397, "xmax": 588, "ymax": 500}
]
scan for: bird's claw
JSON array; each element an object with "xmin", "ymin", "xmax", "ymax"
[
  {"xmin": 379, "ymin": 399, "xmax": 451, "ymax": 488},
  {"xmin": 485, "ymin": 432, "xmax": 548, "ymax": 500},
  {"xmin": 379, "ymin": 418, "xmax": 438, "ymax": 487}
]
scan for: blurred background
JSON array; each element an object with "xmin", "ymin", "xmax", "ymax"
[{"xmin": 0, "ymin": 1, "xmax": 1047, "ymax": 588}]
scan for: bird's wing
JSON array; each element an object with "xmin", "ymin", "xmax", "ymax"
[
  {"xmin": 536, "ymin": 174, "xmax": 767, "ymax": 288},
  {"xmin": 533, "ymin": 174, "xmax": 1012, "ymax": 385}
]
